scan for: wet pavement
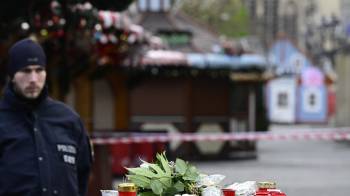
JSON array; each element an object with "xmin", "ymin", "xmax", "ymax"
[{"xmin": 195, "ymin": 125, "xmax": 350, "ymax": 196}]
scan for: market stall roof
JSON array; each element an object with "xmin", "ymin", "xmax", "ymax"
[
  {"xmin": 139, "ymin": 50, "xmax": 188, "ymax": 66},
  {"xmin": 138, "ymin": 50, "xmax": 270, "ymax": 70},
  {"xmin": 268, "ymin": 38, "xmax": 316, "ymax": 76},
  {"xmin": 301, "ymin": 66, "xmax": 324, "ymax": 86},
  {"xmin": 188, "ymin": 53, "xmax": 269, "ymax": 70},
  {"xmin": 187, "ymin": 53, "xmax": 240, "ymax": 69},
  {"xmin": 240, "ymin": 54, "xmax": 269, "ymax": 68}
]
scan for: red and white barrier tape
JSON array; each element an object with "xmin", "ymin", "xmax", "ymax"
[{"xmin": 91, "ymin": 128, "xmax": 350, "ymax": 145}]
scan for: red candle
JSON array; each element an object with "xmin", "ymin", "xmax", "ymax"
[
  {"xmin": 222, "ymin": 188, "xmax": 235, "ymax": 196},
  {"xmin": 118, "ymin": 183, "xmax": 137, "ymax": 196}
]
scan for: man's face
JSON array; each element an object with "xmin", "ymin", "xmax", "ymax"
[{"xmin": 12, "ymin": 65, "xmax": 46, "ymax": 99}]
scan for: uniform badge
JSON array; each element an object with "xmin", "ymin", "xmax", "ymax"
[{"xmin": 57, "ymin": 144, "xmax": 77, "ymax": 165}]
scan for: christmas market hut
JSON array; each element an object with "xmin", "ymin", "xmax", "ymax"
[
  {"xmin": 266, "ymin": 37, "xmax": 330, "ymax": 124},
  {"xmin": 111, "ymin": 0, "xmax": 272, "ymax": 161}
]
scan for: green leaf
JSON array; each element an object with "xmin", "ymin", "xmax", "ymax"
[
  {"xmin": 156, "ymin": 152, "xmax": 172, "ymax": 176},
  {"xmin": 158, "ymin": 177, "xmax": 172, "ymax": 188},
  {"xmin": 173, "ymin": 181, "xmax": 185, "ymax": 192},
  {"xmin": 127, "ymin": 167, "xmax": 158, "ymax": 178},
  {"xmin": 148, "ymin": 163, "xmax": 167, "ymax": 177},
  {"xmin": 139, "ymin": 191, "xmax": 158, "ymax": 196},
  {"xmin": 183, "ymin": 165, "xmax": 199, "ymax": 181},
  {"xmin": 126, "ymin": 151, "xmax": 203, "ymax": 195},
  {"xmin": 126, "ymin": 175, "xmax": 151, "ymax": 188},
  {"xmin": 150, "ymin": 179, "xmax": 164, "ymax": 195},
  {"xmin": 175, "ymin": 158, "xmax": 187, "ymax": 175},
  {"xmin": 187, "ymin": 165, "xmax": 199, "ymax": 175},
  {"xmin": 163, "ymin": 187, "xmax": 179, "ymax": 195}
]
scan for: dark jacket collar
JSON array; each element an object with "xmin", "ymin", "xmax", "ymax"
[{"xmin": 1, "ymin": 82, "xmax": 49, "ymax": 112}]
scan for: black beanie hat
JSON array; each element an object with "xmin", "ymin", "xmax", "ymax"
[{"xmin": 7, "ymin": 38, "xmax": 46, "ymax": 77}]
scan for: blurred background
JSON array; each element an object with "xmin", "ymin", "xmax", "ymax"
[{"xmin": 1, "ymin": 0, "xmax": 350, "ymax": 195}]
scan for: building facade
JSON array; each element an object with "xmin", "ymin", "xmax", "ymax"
[{"xmin": 244, "ymin": 0, "xmax": 342, "ymax": 50}]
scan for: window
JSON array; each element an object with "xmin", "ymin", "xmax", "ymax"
[
  {"xmin": 309, "ymin": 93, "xmax": 315, "ymax": 106},
  {"xmin": 277, "ymin": 92, "xmax": 288, "ymax": 108}
]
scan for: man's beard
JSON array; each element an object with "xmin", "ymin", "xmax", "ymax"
[{"xmin": 12, "ymin": 82, "xmax": 44, "ymax": 101}]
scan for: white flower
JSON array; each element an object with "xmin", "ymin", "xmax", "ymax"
[{"xmin": 197, "ymin": 174, "xmax": 225, "ymax": 187}]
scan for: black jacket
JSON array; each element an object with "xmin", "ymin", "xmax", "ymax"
[{"xmin": 0, "ymin": 84, "xmax": 92, "ymax": 196}]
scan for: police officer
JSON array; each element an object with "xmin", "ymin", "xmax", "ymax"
[{"xmin": 0, "ymin": 38, "xmax": 93, "ymax": 195}]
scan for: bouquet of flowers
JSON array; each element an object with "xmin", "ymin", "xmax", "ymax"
[{"xmin": 126, "ymin": 152, "xmax": 224, "ymax": 196}]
